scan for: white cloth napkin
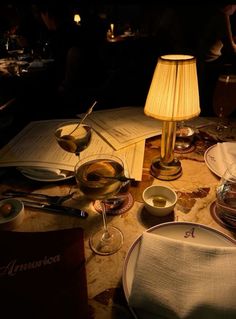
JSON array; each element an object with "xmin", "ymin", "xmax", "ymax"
[
  {"xmin": 216, "ymin": 142, "xmax": 236, "ymax": 176},
  {"xmin": 129, "ymin": 232, "xmax": 236, "ymax": 319},
  {"xmin": 17, "ymin": 167, "xmax": 68, "ymax": 179}
]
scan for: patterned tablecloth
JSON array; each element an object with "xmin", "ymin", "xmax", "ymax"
[{"xmin": 0, "ymin": 117, "xmax": 236, "ymax": 319}]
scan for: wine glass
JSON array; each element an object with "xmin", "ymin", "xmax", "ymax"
[
  {"xmin": 94, "ymin": 164, "xmax": 133, "ymax": 215},
  {"xmin": 208, "ymin": 74, "xmax": 235, "ymax": 139},
  {"xmin": 216, "ymin": 163, "xmax": 236, "ymax": 227},
  {"xmin": 75, "ymin": 154, "xmax": 124, "ymax": 255},
  {"xmin": 6, "ymin": 34, "xmax": 24, "ymax": 58},
  {"xmin": 102, "ymin": 173, "xmax": 131, "ymax": 214},
  {"xmin": 55, "ymin": 121, "xmax": 92, "ymax": 157}
]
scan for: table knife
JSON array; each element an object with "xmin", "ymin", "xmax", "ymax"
[{"xmin": 22, "ymin": 200, "xmax": 88, "ymax": 219}]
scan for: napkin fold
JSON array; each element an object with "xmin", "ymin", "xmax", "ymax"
[
  {"xmin": 216, "ymin": 142, "xmax": 236, "ymax": 176},
  {"xmin": 17, "ymin": 166, "xmax": 68, "ymax": 179},
  {"xmin": 129, "ymin": 232, "xmax": 236, "ymax": 319}
]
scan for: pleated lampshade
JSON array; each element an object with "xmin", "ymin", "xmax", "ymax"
[{"xmin": 144, "ymin": 54, "xmax": 200, "ymax": 121}]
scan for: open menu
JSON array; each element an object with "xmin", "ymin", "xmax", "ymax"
[
  {"xmin": 0, "ymin": 120, "xmax": 77, "ymax": 172},
  {"xmin": 84, "ymin": 106, "xmax": 162, "ymax": 150},
  {"xmin": 0, "ymin": 118, "xmax": 146, "ymax": 181}
]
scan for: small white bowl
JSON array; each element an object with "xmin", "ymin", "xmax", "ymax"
[
  {"xmin": 0, "ymin": 198, "xmax": 24, "ymax": 230},
  {"xmin": 142, "ymin": 185, "xmax": 177, "ymax": 216}
]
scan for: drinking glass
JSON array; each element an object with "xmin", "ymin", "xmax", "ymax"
[
  {"xmin": 208, "ymin": 74, "xmax": 236, "ymax": 138},
  {"xmin": 216, "ymin": 163, "xmax": 236, "ymax": 227},
  {"xmin": 75, "ymin": 154, "xmax": 124, "ymax": 255},
  {"xmin": 55, "ymin": 121, "xmax": 92, "ymax": 157},
  {"xmin": 175, "ymin": 121, "xmax": 195, "ymax": 151},
  {"xmin": 98, "ymin": 166, "xmax": 132, "ymax": 215},
  {"xmin": 6, "ymin": 34, "xmax": 24, "ymax": 58}
]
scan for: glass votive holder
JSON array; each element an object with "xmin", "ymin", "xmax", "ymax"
[
  {"xmin": 175, "ymin": 125, "xmax": 195, "ymax": 151},
  {"xmin": 216, "ymin": 163, "xmax": 236, "ymax": 227}
]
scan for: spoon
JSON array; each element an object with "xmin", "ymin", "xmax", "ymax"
[
  {"xmin": 68, "ymin": 100, "xmax": 97, "ymax": 136},
  {"xmin": 87, "ymin": 172, "xmax": 135, "ymax": 182}
]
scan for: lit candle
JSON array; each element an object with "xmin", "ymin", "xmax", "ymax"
[{"xmin": 110, "ymin": 23, "xmax": 115, "ymax": 38}]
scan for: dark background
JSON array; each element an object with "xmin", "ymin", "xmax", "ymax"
[{"xmin": 0, "ymin": 1, "xmax": 235, "ymax": 146}]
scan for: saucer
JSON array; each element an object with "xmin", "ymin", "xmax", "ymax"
[
  {"xmin": 0, "ymin": 198, "xmax": 24, "ymax": 230},
  {"xmin": 94, "ymin": 192, "xmax": 134, "ymax": 215},
  {"xmin": 210, "ymin": 201, "xmax": 236, "ymax": 230}
]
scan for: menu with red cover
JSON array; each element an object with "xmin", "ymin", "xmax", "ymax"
[{"xmin": 0, "ymin": 227, "xmax": 88, "ymax": 319}]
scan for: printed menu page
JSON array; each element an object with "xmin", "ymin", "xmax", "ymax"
[
  {"xmin": 0, "ymin": 119, "xmax": 145, "ymax": 180},
  {"xmin": 84, "ymin": 106, "xmax": 162, "ymax": 150}
]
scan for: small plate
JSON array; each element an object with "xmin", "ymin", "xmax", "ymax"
[
  {"xmin": 211, "ymin": 201, "xmax": 236, "ymax": 230},
  {"xmin": 17, "ymin": 168, "xmax": 74, "ymax": 182},
  {"xmin": 122, "ymin": 221, "xmax": 236, "ymax": 317},
  {"xmin": 204, "ymin": 144, "xmax": 222, "ymax": 177},
  {"xmin": 0, "ymin": 198, "xmax": 24, "ymax": 230}
]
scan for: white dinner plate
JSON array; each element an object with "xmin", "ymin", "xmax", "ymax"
[
  {"xmin": 122, "ymin": 221, "xmax": 236, "ymax": 317},
  {"xmin": 17, "ymin": 168, "xmax": 74, "ymax": 182},
  {"xmin": 204, "ymin": 144, "xmax": 223, "ymax": 177}
]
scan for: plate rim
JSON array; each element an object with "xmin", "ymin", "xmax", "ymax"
[
  {"xmin": 122, "ymin": 221, "xmax": 236, "ymax": 308},
  {"xmin": 18, "ymin": 169, "xmax": 74, "ymax": 182},
  {"xmin": 204, "ymin": 144, "xmax": 221, "ymax": 177}
]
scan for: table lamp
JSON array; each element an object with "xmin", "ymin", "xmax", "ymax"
[{"xmin": 144, "ymin": 54, "xmax": 200, "ymax": 180}]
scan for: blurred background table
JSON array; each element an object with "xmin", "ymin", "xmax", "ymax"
[{"xmin": 0, "ymin": 117, "xmax": 236, "ymax": 319}]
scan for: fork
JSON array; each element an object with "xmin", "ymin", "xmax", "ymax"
[{"xmin": 2, "ymin": 190, "xmax": 75, "ymax": 205}]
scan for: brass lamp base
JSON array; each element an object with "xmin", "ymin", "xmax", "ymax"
[{"xmin": 151, "ymin": 157, "xmax": 182, "ymax": 181}]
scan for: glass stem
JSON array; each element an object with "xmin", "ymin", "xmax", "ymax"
[
  {"xmin": 101, "ymin": 201, "xmax": 111, "ymax": 240},
  {"xmin": 216, "ymin": 107, "xmax": 223, "ymax": 131}
]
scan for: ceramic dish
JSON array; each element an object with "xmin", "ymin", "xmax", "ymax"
[
  {"xmin": 122, "ymin": 221, "xmax": 236, "ymax": 318},
  {"xmin": 0, "ymin": 198, "xmax": 24, "ymax": 230},
  {"xmin": 142, "ymin": 185, "xmax": 177, "ymax": 216},
  {"xmin": 204, "ymin": 144, "xmax": 222, "ymax": 177}
]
